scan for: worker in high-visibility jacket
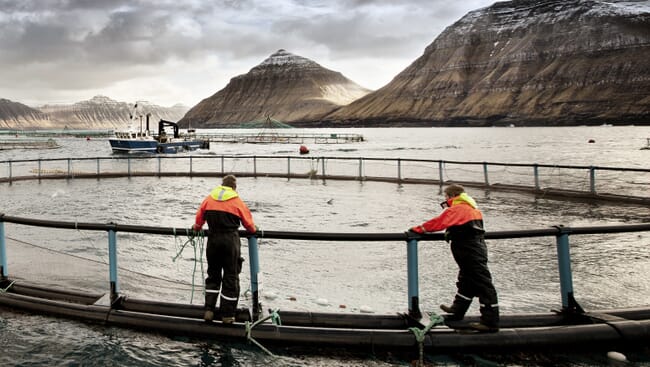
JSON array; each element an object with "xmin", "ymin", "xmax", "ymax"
[
  {"xmin": 193, "ymin": 175, "xmax": 256, "ymax": 324},
  {"xmin": 409, "ymin": 184, "xmax": 499, "ymax": 332}
]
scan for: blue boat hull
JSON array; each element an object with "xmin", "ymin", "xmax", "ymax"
[
  {"xmin": 109, "ymin": 139, "xmax": 206, "ymax": 154},
  {"xmin": 109, "ymin": 139, "xmax": 158, "ymax": 153}
]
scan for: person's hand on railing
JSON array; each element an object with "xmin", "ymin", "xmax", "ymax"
[{"xmin": 405, "ymin": 229, "xmax": 422, "ymax": 240}]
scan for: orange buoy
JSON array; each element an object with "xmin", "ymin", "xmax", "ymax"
[{"xmin": 299, "ymin": 145, "xmax": 309, "ymax": 154}]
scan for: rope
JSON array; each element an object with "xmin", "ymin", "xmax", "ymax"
[
  {"xmin": 244, "ymin": 308, "xmax": 281, "ymax": 357},
  {"xmin": 408, "ymin": 311, "xmax": 445, "ymax": 367},
  {"xmin": 172, "ymin": 228, "xmax": 205, "ymax": 303},
  {"xmin": 0, "ymin": 280, "xmax": 16, "ymax": 293}
]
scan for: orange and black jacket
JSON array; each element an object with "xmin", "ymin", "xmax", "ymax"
[
  {"xmin": 194, "ymin": 185, "xmax": 256, "ymax": 234},
  {"xmin": 411, "ymin": 193, "xmax": 484, "ymax": 241}
]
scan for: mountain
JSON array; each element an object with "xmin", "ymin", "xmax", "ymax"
[
  {"xmin": 323, "ymin": 0, "xmax": 650, "ymax": 126},
  {"xmin": 0, "ymin": 96, "xmax": 189, "ymax": 129},
  {"xmin": 0, "ymin": 99, "xmax": 50, "ymax": 129},
  {"xmin": 38, "ymin": 96, "xmax": 189, "ymax": 130},
  {"xmin": 178, "ymin": 49, "xmax": 371, "ymax": 128}
]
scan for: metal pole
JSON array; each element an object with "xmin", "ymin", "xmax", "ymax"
[
  {"xmin": 589, "ymin": 166, "xmax": 596, "ymax": 194},
  {"xmin": 253, "ymin": 156, "xmax": 257, "ymax": 177},
  {"xmin": 189, "ymin": 156, "xmax": 193, "ymax": 177},
  {"xmin": 407, "ymin": 239, "xmax": 421, "ymax": 318},
  {"xmin": 534, "ymin": 164, "xmax": 540, "ymax": 190},
  {"xmin": 358, "ymin": 158, "xmax": 363, "ymax": 181},
  {"xmin": 157, "ymin": 156, "xmax": 161, "ymax": 177},
  {"xmin": 0, "ymin": 220, "xmax": 7, "ymax": 279},
  {"xmin": 67, "ymin": 158, "xmax": 71, "ymax": 178},
  {"xmin": 555, "ymin": 227, "xmax": 582, "ymax": 313},
  {"xmin": 247, "ymin": 236, "xmax": 261, "ymax": 320},
  {"xmin": 8, "ymin": 161, "xmax": 12, "ymax": 184},
  {"xmin": 321, "ymin": 157, "xmax": 326, "ymax": 182},
  {"xmin": 221, "ymin": 156, "xmax": 224, "ymax": 175},
  {"xmin": 108, "ymin": 228, "xmax": 120, "ymax": 305},
  {"xmin": 438, "ymin": 161, "xmax": 444, "ymax": 187},
  {"xmin": 38, "ymin": 160, "xmax": 42, "ymax": 181},
  {"xmin": 483, "ymin": 162, "xmax": 489, "ymax": 186},
  {"xmin": 97, "ymin": 158, "xmax": 100, "ymax": 179},
  {"xmin": 397, "ymin": 158, "xmax": 402, "ymax": 182},
  {"xmin": 287, "ymin": 157, "xmax": 291, "ymax": 179},
  {"xmin": 127, "ymin": 157, "xmax": 131, "ymax": 177}
]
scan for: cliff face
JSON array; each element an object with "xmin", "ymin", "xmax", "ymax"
[
  {"xmin": 0, "ymin": 99, "xmax": 50, "ymax": 129},
  {"xmin": 325, "ymin": 0, "xmax": 650, "ymax": 126},
  {"xmin": 178, "ymin": 49, "xmax": 371, "ymax": 128},
  {"xmin": 0, "ymin": 95, "xmax": 189, "ymax": 130}
]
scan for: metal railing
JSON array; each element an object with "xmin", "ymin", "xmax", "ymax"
[
  {"xmin": 1, "ymin": 213, "xmax": 649, "ymax": 319},
  {"xmin": 1, "ymin": 155, "xmax": 649, "ymax": 204}
]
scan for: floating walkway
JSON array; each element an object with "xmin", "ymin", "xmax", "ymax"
[
  {"xmin": 194, "ymin": 132, "xmax": 364, "ymax": 144},
  {"xmin": 1, "ymin": 214, "xmax": 649, "ymax": 355},
  {"xmin": 0, "ymin": 138, "xmax": 60, "ymax": 150}
]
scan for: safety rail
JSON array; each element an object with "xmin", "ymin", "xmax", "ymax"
[
  {"xmin": 1, "ymin": 213, "xmax": 649, "ymax": 319},
  {"xmin": 1, "ymin": 155, "xmax": 649, "ymax": 204}
]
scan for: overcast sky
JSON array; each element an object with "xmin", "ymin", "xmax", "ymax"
[{"xmin": 0, "ymin": 0, "xmax": 495, "ymax": 107}]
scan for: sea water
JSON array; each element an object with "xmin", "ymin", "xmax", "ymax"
[{"xmin": 1, "ymin": 126, "xmax": 649, "ymax": 366}]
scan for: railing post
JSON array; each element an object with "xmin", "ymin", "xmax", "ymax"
[
  {"xmin": 108, "ymin": 227, "xmax": 120, "ymax": 305},
  {"xmin": 0, "ymin": 219, "xmax": 7, "ymax": 279},
  {"xmin": 157, "ymin": 156, "xmax": 161, "ymax": 177},
  {"xmin": 96, "ymin": 158, "xmax": 100, "ymax": 179},
  {"xmin": 555, "ymin": 226, "xmax": 583, "ymax": 314},
  {"xmin": 407, "ymin": 238, "xmax": 421, "ymax": 318},
  {"xmin": 358, "ymin": 158, "xmax": 363, "ymax": 181},
  {"xmin": 321, "ymin": 157, "xmax": 326, "ymax": 182},
  {"xmin": 287, "ymin": 157, "xmax": 291, "ymax": 179},
  {"xmin": 589, "ymin": 166, "xmax": 596, "ymax": 194},
  {"xmin": 534, "ymin": 164, "xmax": 540, "ymax": 190},
  {"xmin": 397, "ymin": 158, "xmax": 402, "ymax": 182},
  {"xmin": 247, "ymin": 236, "xmax": 262, "ymax": 320},
  {"xmin": 38, "ymin": 159, "xmax": 42, "ymax": 181},
  {"xmin": 67, "ymin": 158, "xmax": 71, "ymax": 178},
  {"xmin": 221, "ymin": 156, "xmax": 224, "ymax": 175},
  {"xmin": 189, "ymin": 156, "xmax": 193, "ymax": 177},
  {"xmin": 483, "ymin": 162, "xmax": 489, "ymax": 186},
  {"xmin": 438, "ymin": 161, "xmax": 444, "ymax": 187},
  {"xmin": 253, "ymin": 156, "xmax": 257, "ymax": 177},
  {"xmin": 127, "ymin": 157, "xmax": 131, "ymax": 177},
  {"xmin": 8, "ymin": 160, "xmax": 12, "ymax": 184}
]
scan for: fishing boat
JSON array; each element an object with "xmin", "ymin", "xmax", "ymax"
[
  {"xmin": 1, "ymin": 214, "xmax": 649, "ymax": 356},
  {"xmin": 109, "ymin": 105, "xmax": 209, "ymax": 153}
]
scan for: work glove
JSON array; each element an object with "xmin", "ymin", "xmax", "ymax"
[{"xmin": 405, "ymin": 228, "xmax": 422, "ymax": 240}]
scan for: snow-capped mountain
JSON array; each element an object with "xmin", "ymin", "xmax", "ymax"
[{"xmin": 324, "ymin": 0, "xmax": 650, "ymax": 126}]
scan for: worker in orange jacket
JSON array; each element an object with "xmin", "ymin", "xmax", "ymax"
[
  {"xmin": 409, "ymin": 184, "xmax": 499, "ymax": 332},
  {"xmin": 193, "ymin": 175, "xmax": 256, "ymax": 324}
]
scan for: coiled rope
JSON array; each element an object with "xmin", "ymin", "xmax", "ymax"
[
  {"xmin": 408, "ymin": 311, "xmax": 445, "ymax": 367},
  {"xmin": 244, "ymin": 308, "xmax": 282, "ymax": 357},
  {"xmin": 172, "ymin": 228, "xmax": 205, "ymax": 303}
]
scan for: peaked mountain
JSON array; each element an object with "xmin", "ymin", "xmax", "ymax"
[
  {"xmin": 178, "ymin": 49, "xmax": 371, "ymax": 128},
  {"xmin": 0, "ymin": 95, "xmax": 189, "ymax": 130},
  {"xmin": 38, "ymin": 96, "xmax": 189, "ymax": 130},
  {"xmin": 324, "ymin": 0, "xmax": 650, "ymax": 126},
  {"xmin": 0, "ymin": 99, "xmax": 49, "ymax": 129}
]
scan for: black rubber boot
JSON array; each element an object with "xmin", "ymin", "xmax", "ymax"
[
  {"xmin": 478, "ymin": 303, "xmax": 499, "ymax": 330},
  {"xmin": 440, "ymin": 294, "xmax": 472, "ymax": 321}
]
